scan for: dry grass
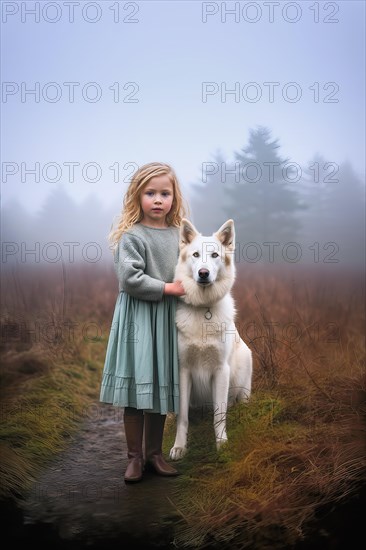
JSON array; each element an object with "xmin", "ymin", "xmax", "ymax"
[
  {"xmin": 0, "ymin": 262, "xmax": 114, "ymax": 501},
  {"xmin": 163, "ymin": 264, "xmax": 366, "ymax": 548},
  {"xmin": 0, "ymin": 261, "xmax": 365, "ymax": 548}
]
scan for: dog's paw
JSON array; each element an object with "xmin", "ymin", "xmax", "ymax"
[
  {"xmin": 169, "ymin": 446, "xmax": 187, "ymax": 461},
  {"xmin": 216, "ymin": 437, "xmax": 228, "ymax": 451}
]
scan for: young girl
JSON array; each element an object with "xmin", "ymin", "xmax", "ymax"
[{"xmin": 100, "ymin": 162, "xmax": 188, "ymax": 483}]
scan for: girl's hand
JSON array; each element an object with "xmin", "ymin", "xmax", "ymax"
[{"xmin": 164, "ymin": 280, "xmax": 186, "ymax": 296}]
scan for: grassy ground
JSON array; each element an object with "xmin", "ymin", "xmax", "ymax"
[
  {"xmin": 163, "ymin": 264, "xmax": 366, "ymax": 548},
  {"xmin": 0, "ymin": 262, "xmax": 365, "ymax": 548},
  {"xmin": 0, "ymin": 263, "xmax": 111, "ymax": 501}
]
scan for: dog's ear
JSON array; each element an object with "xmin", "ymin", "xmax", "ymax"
[
  {"xmin": 214, "ymin": 219, "xmax": 235, "ymax": 248},
  {"xmin": 180, "ymin": 218, "xmax": 199, "ymax": 246}
]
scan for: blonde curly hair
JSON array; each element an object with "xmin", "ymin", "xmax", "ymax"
[{"xmin": 108, "ymin": 162, "xmax": 189, "ymax": 254}]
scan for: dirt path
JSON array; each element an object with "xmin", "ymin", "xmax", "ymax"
[
  {"xmin": 15, "ymin": 404, "xmax": 184, "ymax": 549},
  {"xmin": 3, "ymin": 403, "xmax": 365, "ymax": 550}
]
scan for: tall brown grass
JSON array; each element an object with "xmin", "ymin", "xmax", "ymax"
[
  {"xmin": 164, "ymin": 263, "xmax": 366, "ymax": 548},
  {"xmin": 0, "ymin": 261, "xmax": 365, "ymax": 548},
  {"xmin": 0, "ymin": 262, "xmax": 116, "ymax": 501}
]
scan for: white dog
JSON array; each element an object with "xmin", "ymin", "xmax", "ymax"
[{"xmin": 169, "ymin": 219, "xmax": 253, "ymax": 460}]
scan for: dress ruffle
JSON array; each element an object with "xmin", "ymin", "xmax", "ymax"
[{"xmin": 100, "ymin": 292, "xmax": 179, "ymax": 414}]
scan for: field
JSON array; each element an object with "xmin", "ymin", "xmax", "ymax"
[{"xmin": 0, "ymin": 261, "xmax": 365, "ymax": 549}]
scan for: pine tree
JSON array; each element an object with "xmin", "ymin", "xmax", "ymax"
[
  {"xmin": 225, "ymin": 126, "xmax": 306, "ymax": 248},
  {"xmin": 300, "ymin": 153, "xmax": 339, "ymax": 242},
  {"xmin": 322, "ymin": 161, "xmax": 365, "ymax": 267}
]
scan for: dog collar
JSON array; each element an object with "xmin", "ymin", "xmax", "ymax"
[{"xmin": 204, "ymin": 307, "xmax": 212, "ymax": 320}]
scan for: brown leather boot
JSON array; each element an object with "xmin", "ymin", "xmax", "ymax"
[
  {"xmin": 144, "ymin": 413, "xmax": 179, "ymax": 476},
  {"xmin": 123, "ymin": 407, "xmax": 144, "ymax": 483}
]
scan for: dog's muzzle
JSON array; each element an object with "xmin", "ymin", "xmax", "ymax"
[{"xmin": 197, "ymin": 268, "xmax": 211, "ymax": 285}]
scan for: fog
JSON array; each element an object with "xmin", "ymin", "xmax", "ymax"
[
  {"xmin": 2, "ymin": 126, "xmax": 365, "ymax": 270},
  {"xmin": 2, "ymin": 2, "xmax": 365, "ymax": 274}
]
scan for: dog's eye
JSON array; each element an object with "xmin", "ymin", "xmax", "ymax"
[
  {"xmin": 212, "ymin": 252, "xmax": 219, "ymax": 258},
  {"xmin": 192, "ymin": 252, "xmax": 199, "ymax": 258}
]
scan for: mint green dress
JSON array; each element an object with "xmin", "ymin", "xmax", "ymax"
[{"xmin": 99, "ymin": 223, "xmax": 180, "ymax": 414}]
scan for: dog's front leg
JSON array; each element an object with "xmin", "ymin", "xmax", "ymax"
[
  {"xmin": 169, "ymin": 368, "xmax": 192, "ymax": 461},
  {"xmin": 212, "ymin": 363, "xmax": 230, "ymax": 450}
]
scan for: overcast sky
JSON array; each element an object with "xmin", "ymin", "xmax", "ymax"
[{"xmin": 1, "ymin": 0, "xmax": 365, "ymax": 216}]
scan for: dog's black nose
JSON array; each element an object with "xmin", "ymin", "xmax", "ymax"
[{"xmin": 198, "ymin": 268, "xmax": 210, "ymax": 279}]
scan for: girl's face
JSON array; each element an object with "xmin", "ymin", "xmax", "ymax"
[{"xmin": 140, "ymin": 174, "xmax": 174, "ymax": 227}]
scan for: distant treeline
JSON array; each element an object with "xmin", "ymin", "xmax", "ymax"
[{"xmin": 2, "ymin": 127, "xmax": 365, "ymax": 268}]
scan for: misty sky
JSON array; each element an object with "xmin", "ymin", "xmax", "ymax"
[{"xmin": 1, "ymin": 0, "xmax": 365, "ymax": 216}]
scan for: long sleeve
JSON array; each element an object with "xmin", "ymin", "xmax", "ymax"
[{"xmin": 115, "ymin": 232, "xmax": 165, "ymax": 301}]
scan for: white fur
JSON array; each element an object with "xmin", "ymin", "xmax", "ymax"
[{"xmin": 169, "ymin": 219, "xmax": 253, "ymax": 460}]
